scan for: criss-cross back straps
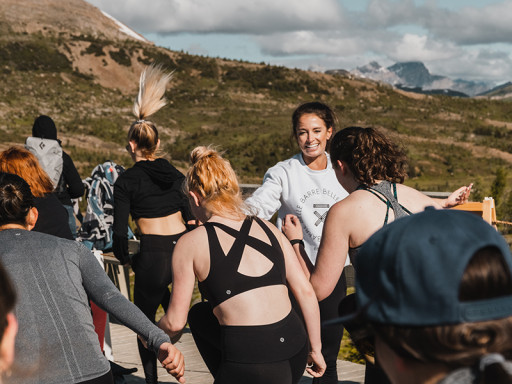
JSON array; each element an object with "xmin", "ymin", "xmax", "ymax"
[{"xmin": 203, "ymin": 217, "xmax": 281, "ymax": 275}]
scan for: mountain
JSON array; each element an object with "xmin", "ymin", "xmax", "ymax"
[
  {"xmin": 1, "ymin": 0, "xmax": 148, "ymax": 43},
  {"xmin": 477, "ymin": 82, "xmax": 512, "ymax": 100},
  {"xmin": 349, "ymin": 61, "xmax": 492, "ymax": 97}
]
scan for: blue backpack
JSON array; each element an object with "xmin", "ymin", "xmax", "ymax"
[{"xmin": 79, "ymin": 161, "xmax": 133, "ymax": 251}]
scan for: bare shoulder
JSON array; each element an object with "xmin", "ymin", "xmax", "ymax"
[
  {"xmin": 329, "ymin": 191, "xmax": 367, "ymax": 216},
  {"xmin": 175, "ymin": 226, "xmax": 208, "ymax": 254},
  {"xmin": 256, "ymin": 217, "xmax": 281, "ymax": 237}
]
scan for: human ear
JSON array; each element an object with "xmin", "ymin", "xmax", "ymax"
[
  {"xmin": 188, "ymin": 191, "xmax": 201, "ymax": 207},
  {"xmin": 326, "ymin": 126, "xmax": 333, "ymax": 140},
  {"xmin": 128, "ymin": 141, "xmax": 137, "ymax": 153},
  {"xmin": 26, "ymin": 207, "xmax": 39, "ymax": 230},
  {"xmin": 336, "ymin": 160, "xmax": 345, "ymax": 173}
]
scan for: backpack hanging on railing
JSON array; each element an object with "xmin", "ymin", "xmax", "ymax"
[{"xmin": 78, "ymin": 161, "xmax": 133, "ymax": 251}]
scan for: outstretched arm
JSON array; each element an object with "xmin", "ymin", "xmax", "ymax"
[
  {"xmin": 158, "ymin": 234, "xmax": 197, "ymax": 338},
  {"xmin": 77, "ymin": 243, "xmax": 186, "ymax": 382},
  {"xmin": 244, "ymin": 168, "xmax": 284, "ymax": 219}
]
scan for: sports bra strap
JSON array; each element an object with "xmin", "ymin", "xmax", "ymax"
[
  {"xmin": 357, "ymin": 184, "xmax": 392, "ymax": 224},
  {"xmin": 392, "ymin": 183, "xmax": 413, "ymax": 215},
  {"xmin": 357, "ymin": 182, "xmax": 412, "ymax": 224},
  {"xmin": 204, "ymin": 217, "xmax": 281, "ymax": 266}
]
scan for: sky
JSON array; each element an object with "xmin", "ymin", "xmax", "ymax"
[{"xmin": 85, "ymin": 0, "xmax": 512, "ymax": 86}]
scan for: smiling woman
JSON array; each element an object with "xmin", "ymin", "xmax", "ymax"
[{"xmin": 245, "ymin": 101, "xmax": 349, "ymax": 384}]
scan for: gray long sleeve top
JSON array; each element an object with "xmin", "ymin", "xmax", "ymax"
[{"xmin": 0, "ymin": 229, "xmax": 170, "ymax": 384}]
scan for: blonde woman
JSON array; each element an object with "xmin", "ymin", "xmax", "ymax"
[
  {"xmin": 112, "ymin": 64, "xmax": 191, "ymax": 384},
  {"xmin": 158, "ymin": 146, "xmax": 325, "ymax": 384}
]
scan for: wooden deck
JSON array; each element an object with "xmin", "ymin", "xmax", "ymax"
[{"xmin": 109, "ymin": 322, "xmax": 366, "ymax": 384}]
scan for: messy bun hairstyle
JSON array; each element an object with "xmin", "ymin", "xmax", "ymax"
[
  {"xmin": 128, "ymin": 64, "xmax": 173, "ymax": 159},
  {"xmin": 330, "ymin": 127, "xmax": 408, "ymax": 186},
  {"xmin": 0, "ymin": 172, "xmax": 35, "ymax": 227},
  {"xmin": 186, "ymin": 146, "xmax": 246, "ymax": 219}
]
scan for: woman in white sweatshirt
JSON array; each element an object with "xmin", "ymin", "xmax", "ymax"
[{"xmin": 245, "ymin": 101, "xmax": 349, "ymax": 384}]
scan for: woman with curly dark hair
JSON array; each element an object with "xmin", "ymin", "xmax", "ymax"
[{"xmin": 284, "ymin": 126, "xmax": 471, "ymax": 383}]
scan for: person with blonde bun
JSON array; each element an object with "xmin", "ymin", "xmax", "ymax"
[
  {"xmin": 0, "ymin": 262, "xmax": 17, "ymax": 383},
  {"xmin": 112, "ymin": 64, "xmax": 192, "ymax": 384},
  {"xmin": 158, "ymin": 146, "xmax": 325, "ymax": 384}
]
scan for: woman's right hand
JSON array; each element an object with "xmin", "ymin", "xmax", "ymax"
[
  {"xmin": 282, "ymin": 214, "xmax": 304, "ymax": 242},
  {"xmin": 306, "ymin": 349, "xmax": 326, "ymax": 377}
]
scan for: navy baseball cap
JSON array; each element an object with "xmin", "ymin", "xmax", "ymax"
[{"xmin": 333, "ymin": 208, "xmax": 512, "ymax": 328}]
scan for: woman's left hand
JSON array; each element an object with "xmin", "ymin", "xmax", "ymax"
[{"xmin": 282, "ymin": 214, "xmax": 304, "ymax": 242}]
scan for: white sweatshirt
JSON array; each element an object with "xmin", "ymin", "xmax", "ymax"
[{"xmin": 245, "ymin": 153, "xmax": 348, "ymax": 264}]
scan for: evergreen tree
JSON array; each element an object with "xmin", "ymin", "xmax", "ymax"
[{"xmin": 491, "ymin": 167, "xmax": 507, "ymax": 206}]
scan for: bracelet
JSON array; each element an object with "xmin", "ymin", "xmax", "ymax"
[{"xmin": 290, "ymin": 239, "xmax": 304, "ymax": 247}]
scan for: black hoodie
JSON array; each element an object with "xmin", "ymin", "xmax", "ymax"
[{"xmin": 112, "ymin": 158, "xmax": 192, "ymax": 264}]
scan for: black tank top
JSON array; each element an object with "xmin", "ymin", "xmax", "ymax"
[{"xmin": 198, "ymin": 216, "xmax": 287, "ymax": 308}]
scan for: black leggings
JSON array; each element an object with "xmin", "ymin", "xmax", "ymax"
[
  {"xmin": 132, "ymin": 232, "xmax": 185, "ymax": 384},
  {"xmin": 188, "ymin": 303, "xmax": 308, "ymax": 384},
  {"xmin": 313, "ymin": 270, "xmax": 347, "ymax": 384}
]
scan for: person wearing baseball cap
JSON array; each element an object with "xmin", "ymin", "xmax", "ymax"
[{"xmin": 335, "ymin": 208, "xmax": 512, "ymax": 384}]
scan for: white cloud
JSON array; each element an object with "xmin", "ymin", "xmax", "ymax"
[
  {"xmin": 390, "ymin": 34, "xmax": 459, "ymax": 62},
  {"xmin": 85, "ymin": 0, "xmax": 512, "ymax": 83},
  {"xmin": 256, "ymin": 31, "xmax": 362, "ymax": 56},
  {"xmin": 86, "ymin": 0, "xmax": 344, "ymax": 34},
  {"xmin": 424, "ymin": 1, "xmax": 512, "ymax": 45}
]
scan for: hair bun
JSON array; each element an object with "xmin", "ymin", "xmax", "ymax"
[{"xmin": 190, "ymin": 146, "xmax": 218, "ymax": 164}]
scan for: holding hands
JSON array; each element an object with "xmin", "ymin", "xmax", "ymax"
[
  {"xmin": 306, "ymin": 349, "xmax": 326, "ymax": 378},
  {"xmin": 158, "ymin": 342, "xmax": 186, "ymax": 383}
]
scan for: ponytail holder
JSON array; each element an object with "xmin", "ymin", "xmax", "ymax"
[
  {"xmin": 479, "ymin": 353, "xmax": 506, "ymax": 372},
  {"xmin": 136, "ymin": 119, "xmax": 146, "ymax": 124}
]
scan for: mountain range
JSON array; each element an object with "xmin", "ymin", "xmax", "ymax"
[{"xmin": 329, "ymin": 61, "xmax": 510, "ymax": 98}]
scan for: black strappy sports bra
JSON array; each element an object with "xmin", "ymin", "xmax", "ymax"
[{"xmin": 198, "ymin": 216, "xmax": 287, "ymax": 308}]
